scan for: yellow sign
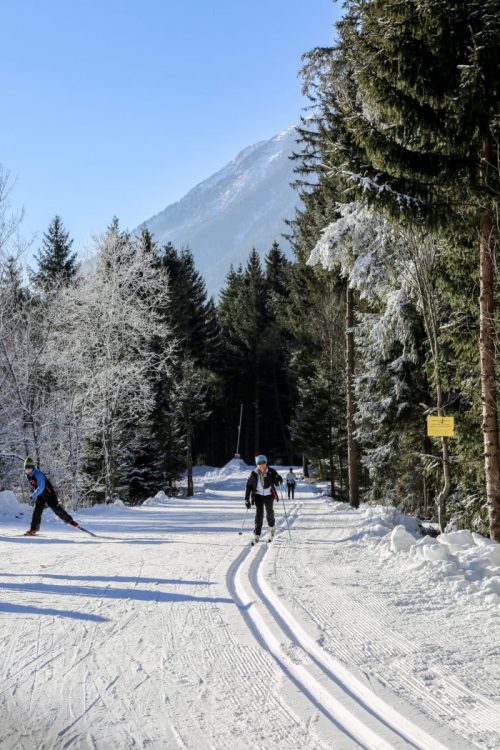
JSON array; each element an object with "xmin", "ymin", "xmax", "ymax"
[{"xmin": 426, "ymin": 416, "xmax": 455, "ymax": 437}]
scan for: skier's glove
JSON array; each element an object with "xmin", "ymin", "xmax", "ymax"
[{"xmin": 245, "ymin": 499, "xmax": 251, "ymax": 509}]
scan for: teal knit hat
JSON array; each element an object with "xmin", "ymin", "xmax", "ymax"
[
  {"xmin": 255, "ymin": 454, "xmax": 267, "ymax": 465},
  {"xmin": 24, "ymin": 457, "xmax": 35, "ymax": 470}
]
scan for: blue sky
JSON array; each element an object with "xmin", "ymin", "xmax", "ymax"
[{"xmin": 1, "ymin": 0, "xmax": 341, "ymax": 256}]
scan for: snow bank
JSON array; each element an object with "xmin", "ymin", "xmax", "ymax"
[
  {"xmin": 80, "ymin": 499, "xmax": 133, "ymax": 516},
  {"xmin": 217, "ymin": 458, "xmax": 251, "ymax": 476},
  {"xmin": 0, "ymin": 490, "xmax": 30, "ymax": 520},
  {"xmin": 365, "ymin": 505, "xmax": 500, "ymax": 607},
  {"xmin": 142, "ymin": 491, "xmax": 172, "ymax": 507},
  {"xmin": 390, "ymin": 524, "xmax": 416, "ymax": 552}
]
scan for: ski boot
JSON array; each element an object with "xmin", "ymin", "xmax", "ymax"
[
  {"xmin": 23, "ymin": 529, "xmax": 37, "ymax": 536},
  {"xmin": 251, "ymin": 534, "xmax": 260, "ymax": 546}
]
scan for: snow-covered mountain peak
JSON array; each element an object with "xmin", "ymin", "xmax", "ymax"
[{"xmin": 138, "ymin": 126, "xmax": 300, "ymax": 298}]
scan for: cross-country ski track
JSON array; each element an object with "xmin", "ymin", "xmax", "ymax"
[{"xmin": 1, "ymin": 462, "xmax": 498, "ymax": 749}]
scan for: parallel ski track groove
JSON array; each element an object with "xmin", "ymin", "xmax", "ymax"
[
  {"xmin": 229, "ymin": 500, "xmax": 459, "ymax": 750},
  {"xmin": 253, "ymin": 543, "xmax": 449, "ymax": 750},
  {"xmin": 228, "ymin": 504, "xmax": 392, "ymax": 750},
  {"xmin": 280, "ymin": 505, "xmax": 498, "ymax": 748}
]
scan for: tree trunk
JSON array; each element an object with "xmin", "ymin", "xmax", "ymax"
[
  {"xmin": 339, "ymin": 451, "xmax": 344, "ymax": 499},
  {"xmin": 272, "ymin": 365, "xmax": 292, "ymax": 463},
  {"xmin": 303, "ymin": 455, "xmax": 309, "ymax": 478},
  {"xmin": 346, "ymin": 286, "xmax": 360, "ymax": 508},
  {"xmin": 329, "ymin": 450, "xmax": 335, "ymax": 498},
  {"xmin": 479, "ymin": 134, "xmax": 500, "ymax": 542},
  {"xmin": 186, "ymin": 423, "xmax": 193, "ymax": 497},
  {"xmin": 254, "ymin": 360, "xmax": 260, "ymax": 455},
  {"xmin": 479, "ymin": 212, "xmax": 500, "ymax": 538},
  {"xmin": 436, "ymin": 436, "xmax": 451, "ymax": 532},
  {"xmin": 102, "ymin": 420, "xmax": 114, "ymax": 504},
  {"xmin": 434, "ymin": 346, "xmax": 451, "ymax": 532}
]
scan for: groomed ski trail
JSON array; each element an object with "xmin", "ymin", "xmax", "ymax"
[
  {"xmin": 1, "ymin": 466, "xmax": 496, "ymax": 749},
  {"xmin": 228, "ymin": 506, "xmax": 452, "ymax": 750},
  {"xmin": 227, "ymin": 536, "xmax": 442, "ymax": 750}
]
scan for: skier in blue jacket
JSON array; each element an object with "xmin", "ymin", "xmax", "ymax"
[{"xmin": 24, "ymin": 457, "xmax": 79, "ymax": 536}]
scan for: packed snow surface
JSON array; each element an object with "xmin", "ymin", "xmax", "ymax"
[{"xmin": 0, "ymin": 465, "xmax": 499, "ymax": 749}]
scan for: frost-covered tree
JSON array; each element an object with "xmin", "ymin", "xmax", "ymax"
[
  {"xmin": 0, "ymin": 174, "xmax": 61, "ymax": 492},
  {"xmin": 309, "ymin": 205, "xmax": 431, "ymax": 510},
  {"xmin": 46, "ymin": 223, "xmax": 175, "ymax": 504}
]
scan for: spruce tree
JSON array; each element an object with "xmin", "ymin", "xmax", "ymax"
[
  {"xmin": 31, "ymin": 216, "xmax": 79, "ymax": 290},
  {"xmin": 160, "ymin": 244, "xmax": 219, "ymax": 365},
  {"xmin": 217, "ymin": 251, "xmax": 295, "ymax": 462}
]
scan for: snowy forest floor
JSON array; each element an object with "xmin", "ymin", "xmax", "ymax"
[{"xmin": 0, "ymin": 461, "xmax": 499, "ymax": 750}]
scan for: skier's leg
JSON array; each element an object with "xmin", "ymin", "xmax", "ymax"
[
  {"xmin": 292, "ymin": 485, "xmax": 295, "ymax": 499},
  {"xmin": 30, "ymin": 497, "xmax": 46, "ymax": 532},
  {"xmin": 46, "ymin": 495, "xmax": 77, "ymax": 526},
  {"xmin": 254, "ymin": 496, "xmax": 264, "ymax": 536},
  {"xmin": 264, "ymin": 495, "xmax": 275, "ymax": 529}
]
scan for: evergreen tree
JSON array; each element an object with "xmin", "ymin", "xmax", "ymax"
[
  {"xmin": 298, "ymin": 1, "xmax": 500, "ymax": 537},
  {"xmin": 264, "ymin": 243, "xmax": 295, "ymax": 463},
  {"xmin": 158, "ymin": 242, "xmax": 222, "ymax": 469},
  {"xmin": 217, "ymin": 250, "xmax": 296, "ymax": 463},
  {"xmin": 0, "ymin": 255, "xmax": 28, "ymax": 307},
  {"xmin": 291, "ymin": 361, "xmax": 345, "ymax": 498},
  {"xmin": 31, "ymin": 216, "xmax": 79, "ymax": 290},
  {"xmin": 160, "ymin": 244, "xmax": 220, "ymax": 365}
]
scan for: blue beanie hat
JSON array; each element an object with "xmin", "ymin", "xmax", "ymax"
[{"xmin": 255, "ymin": 454, "xmax": 267, "ymax": 465}]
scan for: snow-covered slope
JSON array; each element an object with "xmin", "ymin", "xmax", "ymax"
[{"xmin": 138, "ymin": 127, "xmax": 300, "ymax": 298}]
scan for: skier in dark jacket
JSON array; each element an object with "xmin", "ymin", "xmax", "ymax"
[
  {"xmin": 244, "ymin": 454, "xmax": 282, "ymax": 544},
  {"xmin": 23, "ymin": 457, "xmax": 79, "ymax": 536}
]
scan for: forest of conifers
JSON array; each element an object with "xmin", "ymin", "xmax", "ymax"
[{"xmin": 1, "ymin": 1, "xmax": 499, "ymax": 540}]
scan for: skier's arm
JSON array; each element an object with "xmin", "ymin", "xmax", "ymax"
[
  {"xmin": 30, "ymin": 469, "xmax": 46, "ymax": 499},
  {"xmin": 272, "ymin": 468, "xmax": 283, "ymax": 484},
  {"xmin": 244, "ymin": 475, "xmax": 254, "ymax": 505}
]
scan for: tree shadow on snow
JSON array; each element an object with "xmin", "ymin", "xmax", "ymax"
[
  {"xmin": 0, "ymin": 573, "xmax": 212, "ymax": 586},
  {"xmin": 0, "ymin": 580, "xmax": 234, "ymax": 605},
  {"xmin": 0, "ymin": 536, "xmax": 77, "ymax": 544},
  {"xmin": 0, "ymin": 601, "xmax": 109, "ymax": 621}
]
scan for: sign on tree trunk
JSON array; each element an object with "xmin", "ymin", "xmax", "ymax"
[{"xmin": 426, "ymin": 416, "xmax": 455, "ymax": 437}]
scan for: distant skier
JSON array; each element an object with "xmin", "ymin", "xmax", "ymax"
[
  {"xmin": 285, "ymin": 468, "xmax": 296, "ymax": 499},
  {"xmin": 245, "ymin": 455, "xmax": 282, "ymax": 545},
  {"xmin": 23, "ymin": 457, "xmax": 79, "ymax": 536}
]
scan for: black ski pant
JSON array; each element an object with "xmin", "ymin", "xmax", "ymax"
[
  {"xmin": 287, "ymin": 482, "xmax": 295, "ymax": 499},
  {"xmin": 253, "ymin": 494, "xmax": 275, "ymax": 536},
  {"xmin": 30, "ymin": 491, "xmax": 75, "ymax": 532}
]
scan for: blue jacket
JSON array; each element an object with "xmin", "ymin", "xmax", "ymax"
[{"xmin": 28, "ymin": 468, "xmax": 49, "ymax": 499}]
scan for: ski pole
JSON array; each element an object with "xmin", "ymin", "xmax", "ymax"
[
  {"xmin": 239, "ymin": 507, "xmax": 249, "ymax": 535},
  {"xmin": 280, "ymin": 486, "xmax": 292, "ymax": 539}
]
